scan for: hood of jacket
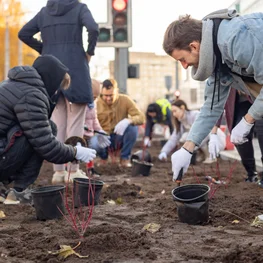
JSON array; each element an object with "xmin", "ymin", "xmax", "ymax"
[
  {"xmin": 46, "ymin": 0, "xmax": 78, "ymax": 16},
  {"xmin": 8, "ymin": 66, "xmax": 44, "ymax": 88},
  {"xmin": 32, "ymin": 54, "xmax": 69, "ymax": 99}
]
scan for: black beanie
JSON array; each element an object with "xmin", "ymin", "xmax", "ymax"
[{"xmin": 32, "ymin": 54, "xmax": 69, "ymax": 98}]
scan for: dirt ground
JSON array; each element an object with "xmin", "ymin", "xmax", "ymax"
[{"xmin": 1, "ymin": 141, "xmax": 263, "ymax": 263}]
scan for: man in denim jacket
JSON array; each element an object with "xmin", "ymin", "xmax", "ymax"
[{"xmin": 163, "ymin": 9, "xmax": 263, "ymax": 181}]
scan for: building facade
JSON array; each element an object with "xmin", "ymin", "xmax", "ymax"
[
  {"xmin": 110, "ymin": 51, "xmax": 182, "ymax": 111},
  {"xmin": 110, "ymin": 51, "xmax": 206, "ymax": 111}
]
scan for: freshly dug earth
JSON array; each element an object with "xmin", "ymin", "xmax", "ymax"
[{"xmin": 1, "ymin": 142, "xmax": 263, "ymax": 263}]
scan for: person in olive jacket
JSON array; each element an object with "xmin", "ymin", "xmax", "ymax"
[{"xmin": 0, "ymin": 55, "xmax": 96, "ymax": 203}]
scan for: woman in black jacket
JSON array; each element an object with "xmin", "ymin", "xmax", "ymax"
[{"xmin": 0, "ymin": 55, "xmax": 96, "ymax": 204}]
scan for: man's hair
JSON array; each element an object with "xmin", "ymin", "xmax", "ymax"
[
  {"xmin": 102, "ymin": 79, "xmax": 118, "ymax": 90},
  {"xmin": 163, "ymin": 15, "xmax": 202, "ymax": 55}
]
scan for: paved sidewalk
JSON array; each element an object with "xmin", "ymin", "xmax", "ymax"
[{"xmin": 220, "ymin": 138, "xmax": 263, "ymax": 171}]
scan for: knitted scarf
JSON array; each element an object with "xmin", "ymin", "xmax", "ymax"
[{"xmin": 191, "ymin": 9, "xmax": 238, "ymax": 81}]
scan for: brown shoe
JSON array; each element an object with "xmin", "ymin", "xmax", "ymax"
[{"xmin": 119, "ymin": 159, "xmax": 132, "ymax": 168}]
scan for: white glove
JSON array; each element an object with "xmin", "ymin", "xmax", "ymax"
[
  {"xmin": 158, "ymin": 152, "xmax": 167, "ymax": 161},
  {"xmin": 114, "ymin": 118, "xmax": 131, "ymax": 136},
  {"xmin": 171, "ymin": 147, "xmax": 192, "ymax": 181},
  {"xmin": 144, "ymin": 137, "xmax": 151, "ymax": 147},
  {"xmin": 75, "ymin": 142, "xmax": 97, "ymax": 163},
  {"xmin": 208, "ymin": 133, "xmax": 220, "ymax": 159},
  {"xmin": 230, "ymin": 117, "xmax": 254, "ymax": 145},
  {"xmin": 96, "ymin": 133, "xmax": 111, "ymax": 148}
]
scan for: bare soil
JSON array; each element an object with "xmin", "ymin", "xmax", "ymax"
[{"xmin": 1, "ymin": 142, "xmax": 263, "ymax": 263}]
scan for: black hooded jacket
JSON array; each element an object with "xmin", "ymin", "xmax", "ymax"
[
  {"xmin": 0, "ymin": 56, "xmax": 75, "ymax": 163},
  {"xmin": 18, "ymin": 0, "xmax": 99, "ymax": 104}
]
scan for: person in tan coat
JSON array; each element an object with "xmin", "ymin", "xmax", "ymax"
[{"xmin": 96, "ymin": 79, "xmax": 145, "ymax": 167}]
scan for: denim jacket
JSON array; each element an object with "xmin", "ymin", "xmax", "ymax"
[{"xmin": 188, "ymin": 12, "xmax": 263, "ymax": 146}]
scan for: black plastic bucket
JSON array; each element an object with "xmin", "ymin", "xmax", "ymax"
[
  {"xmin": 31, "ymin": 185, "xmax": 65, "ymax": 221},
  {"xmin": 73, "ymin": 178, "xmax": 104, "ymax": 208},
  {"xmin": 130, "ymin": 150, "xmax": 151, "ymax": 163},
  {"xmin": 172, "ymin": 184, "xmax": 210, "ymax": 225},
  {"xmin": 131, "ymin": 160, "xmax": 153, "ymax": 177}
]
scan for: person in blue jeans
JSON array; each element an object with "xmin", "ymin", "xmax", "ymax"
[
  {"xmin": 92, "ymin": 125, "xmax": 138, "ymax": 166},
  {"xmin": 95, "ymin": 79, "xmax": 145, "ymax": 167}
]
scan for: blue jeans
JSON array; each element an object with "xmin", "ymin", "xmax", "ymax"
[{"xmin": 93, "ymin": 125, "xmax": 138, "ymax": 160}]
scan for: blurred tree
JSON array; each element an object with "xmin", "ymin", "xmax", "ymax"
[{"xmin": 0, "ymin": 0, "xmax": 38, "ymax": 81}]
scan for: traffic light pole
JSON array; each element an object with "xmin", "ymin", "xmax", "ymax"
[{"xmin": 114, "ymin": 47, "xmax": 128, "ymax": 94}]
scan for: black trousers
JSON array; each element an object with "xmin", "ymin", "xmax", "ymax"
[
  {"xmin": 0, "ymin": 135, "xmax": 43, "ymax": 190},
  {"xmin": 233, "ymin": 99, "xmax": 263, "ymax": 176}
]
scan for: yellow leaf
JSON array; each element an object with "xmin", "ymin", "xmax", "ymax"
[
  {"xmin": 142, "ymin": 223, "xmax": 161, "ymax": 233},
  {"xmin": 0, "ymin": 211, "xmax": 6, "ymax": 218},
  {"xmin": 48, "ymin": 242, "xmax": 88, "ymax": 260},
  {"xmin": 251, "ymin": 216, "xmax": 263, "ymax": 228},
  {"xmin": 232, "ymin": 220, "xmax": 240, "ymax": 224},
  {"xmin": 115, "ymin": 197, "xmax": 123, "ymax": 205}
]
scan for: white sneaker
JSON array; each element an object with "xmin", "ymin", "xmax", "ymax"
[
  {"xmin": 65, "ymin": 169, "xmax": 88, "ymax": 183},
  {"xmin": 52, "ymin": 171, "xmax": 68, "ymax": 184},
  {"xmin": 3, "ymin": 188, "xmax": 32, "ymax": 205}
]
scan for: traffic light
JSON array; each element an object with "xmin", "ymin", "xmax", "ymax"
[{"xmin": 97, "ymin": 0, "xmax": 132, "ymax": 48}]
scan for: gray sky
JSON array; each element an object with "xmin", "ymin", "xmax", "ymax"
[
  {"xmin": 21, "ymin": 0, "xmax": 235, "ymax": 54},
  {"xmin": 20, "ymin": 0, "xmax": 236, "ymax": 79}
]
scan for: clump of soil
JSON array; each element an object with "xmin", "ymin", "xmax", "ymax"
[
  {"xmin": 95, "ymin": 163, "xmax": 130, "ymax": 176},
  {"xmin": 101, "ymin": 181, "xmax": 141, "ymax": 202}
]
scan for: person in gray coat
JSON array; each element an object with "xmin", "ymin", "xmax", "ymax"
[
  {"xmin": 0, "ymin": 55, "xmax": 96, "ymax": 205},
  {"xmin": 18, "ymin": 0, "xmax": 99, "ymax": 183}
]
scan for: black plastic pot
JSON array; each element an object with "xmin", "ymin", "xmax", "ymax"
[
  {"xmin": 131, "ymin": 160, "xmax": 153, "ymax": 177},
  {"xmin": 130, "ymin": 149, "xmax": 151, "ymax": 163},
  {"xmin": 31, "ymin": 185, "xmax": 65, "ymax": 221},
  {"xmin": 73, "ymin": 178, "xmax": 104, "ymax": 208},
  {"xmin": 172, "ymin": 184, "xmax": 210, "ymax": 225}
]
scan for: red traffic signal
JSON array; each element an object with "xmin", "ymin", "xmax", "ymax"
[
  {"xmin": 112, "ymin": 0, "xmax": 127, "ymax": 11},
  {"xmin": 97, "ymin": 0, "xmax": 131, "ymax": 47}
]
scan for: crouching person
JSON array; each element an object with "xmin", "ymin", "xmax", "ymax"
[
  {"xmin": 96, "ymin": 79, "xmax": 145, "ymax": 167},
  {"xmin": 0, "ymin": 55, "xmax": 96, "ymax": 204}
]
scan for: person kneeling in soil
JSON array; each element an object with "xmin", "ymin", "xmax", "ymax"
[
  {"xmin": 158, "ymin": 99, "xmax": 226, "ymax": 163},
  {"xmin": 96, "ymin": 79, "xmax": 145, "ymax": 167},
  {"xmin": 0, "ymin": 55, "xmax": 96, "ymax": 204},
  {"xmin": 143, "ymin": 98, "xmax": 173, "ymax": 147}
]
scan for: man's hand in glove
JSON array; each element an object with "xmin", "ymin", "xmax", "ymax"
[
  {"xmin": 171, "ymin": 147, "xmax": 192, "ymax": 181},
  {"xmin": 75, "ymin": 142, "xmax": 96, "ymax": 163},
  {"xmin": 231, "ymin": 117, "xmax": 254, "ymax": 145},
  {"xmin": 114, "ymin": 118, "xmax": 131, "ymax": 136},
  {"xmin": 209, "ymin": 133, "xmax": 220, "ymax": 159}
]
